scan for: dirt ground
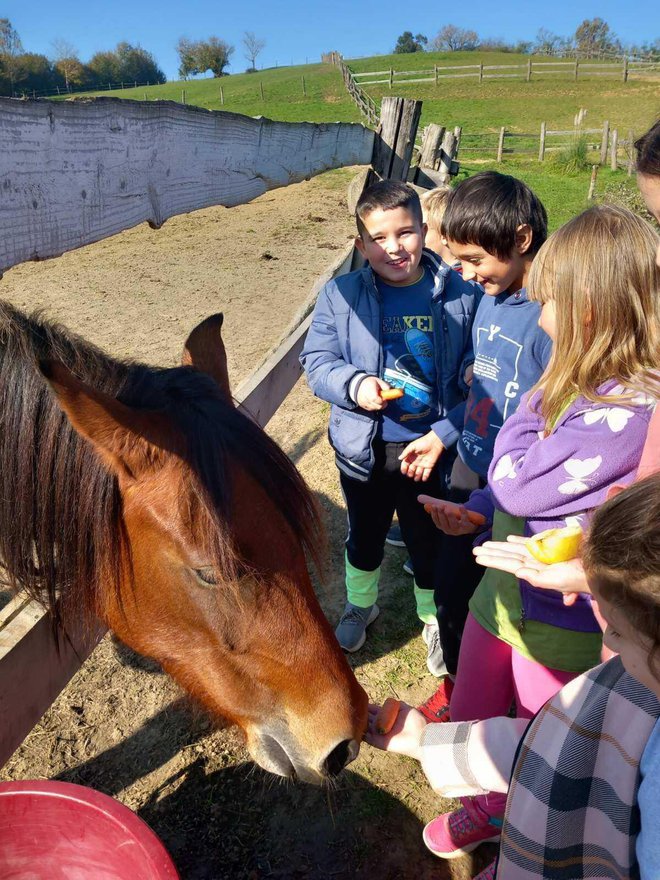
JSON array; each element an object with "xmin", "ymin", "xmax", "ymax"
[{"xmin": 0, "ymin": 168, "xmax": 496, "ymax": 879}]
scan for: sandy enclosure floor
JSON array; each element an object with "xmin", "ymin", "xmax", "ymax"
[{"xmin": 0, "ymin": 169, "xmax": 494, "ymax": 879}]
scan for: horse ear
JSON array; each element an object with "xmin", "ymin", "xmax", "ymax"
[
  {"xmin": 182, "ymin": 313, "xmax": 232, "ymax": 402},
  {"xmin": 41, "ymin": 360, "xmax": 177, "ymax": 483}
]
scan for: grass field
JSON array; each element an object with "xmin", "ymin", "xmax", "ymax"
[{"xmin": 71, "ymin": 51, "xmax": 657, "ymax": 228}]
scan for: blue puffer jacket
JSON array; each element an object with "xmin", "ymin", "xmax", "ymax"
[{"xmin": 300, "ymin": 250, "xmax": 480, "ymax": 481}]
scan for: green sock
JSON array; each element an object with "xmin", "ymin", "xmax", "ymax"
[
  {"xmin": 414, "ymin": 581, "xmax": 437, "ymax": 624},
  {"xmin": 345, "ymin": 553, "xmax": 379, "ymax": 608}
]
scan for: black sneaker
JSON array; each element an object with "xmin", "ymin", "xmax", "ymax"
[{"xmin": 385, "ymin": 524, "xmax": 406, "ymax": 548}]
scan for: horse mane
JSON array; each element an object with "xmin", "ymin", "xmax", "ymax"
[{"xmin": 0, "ymin": 300, "xmax": 323, "ymax": 633}]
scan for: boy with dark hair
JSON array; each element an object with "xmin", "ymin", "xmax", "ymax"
[
  {"xmin": 300, "ymin": 179, "xmax": 479, "ymax": 655},
  {"xmin": 417, "ymin": 171, "xmax": 553, "ymax": 696}
]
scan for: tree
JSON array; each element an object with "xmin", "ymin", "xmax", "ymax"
[
  {"xmin": 574, "ymin": 18, "xmax": 619, "ymax": 57},
  {"xmin": 175, "ymin": 36, "xmax": 233, "ymax": 78},
  {"xmin": 114, "ymin": 42, "xmax": 165, "ymax": 83},
  {"xmin": 431, "ymin": 25, "xmax": 479, "ymax": 52},
  {"xmin": 14, "ymin": 53, "xmax": 54, "ymax": 93},
  {"xmin": 393, "ymin": 31, "xmax": 427, "ymax": 54},
  {"xmin": 0, "ymin": 18, "xmax": 24, "ymax": 92},
  {"xmin": 87, "ymin": 50, "xmax": 121, "ymax": 85},
  {"xmin": 197, "ymin": 37, "xmax": 233, "ymax": 76},
  {"xmin": 534, "ymin": 27, "xmax": 562, "ymax": 56},
  {"xmin": 52, "ymin": 38, "xmax": 82, "ymax": 91},
  {"xmin": 243, "ymin": 31, "xmax": 265, "ymax": 71}
]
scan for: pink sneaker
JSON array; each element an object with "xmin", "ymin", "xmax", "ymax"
[
  {"xmin": 474, "ymin": 857, "xmax": 497, "ymax": 879},
  {"xmin": 423, "ymin": 799, "xmax": 501, "ymax": 859}
]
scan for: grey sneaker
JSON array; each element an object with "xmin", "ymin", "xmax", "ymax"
[
  {"xmin": 423, "ymin": 622, "xmax": 448, "ymax": 677},
  {"xmin": 402, "ymin": 557, "xmax": 414, "ymax": 576},
  {"xmin": 335, "ymin": 602, "xmax": 380, "ymax": 652}
]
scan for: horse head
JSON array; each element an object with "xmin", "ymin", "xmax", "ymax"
[{"xmin": 37, "ymin": 313, "xmax": 367, "ymax": 784}]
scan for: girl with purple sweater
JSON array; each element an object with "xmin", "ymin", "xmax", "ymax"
[{"xmin": 418, "ymin": 204, "xmax": 659, "ymax": 874}]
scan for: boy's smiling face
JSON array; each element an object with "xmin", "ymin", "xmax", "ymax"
[
  {"xmin": 356, "ymin": 206, "xmax": 427, "ymax": 286},
  {"xmin": 446, "ymin": 241, "xmax": 526, "ymax": 296}
]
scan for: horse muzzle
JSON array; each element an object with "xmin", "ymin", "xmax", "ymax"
[{"xmin": 248, "ymin": 727, "xmax": 361, "ymax": 785}]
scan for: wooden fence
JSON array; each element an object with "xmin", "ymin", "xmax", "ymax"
[
  {"xmin": 352, "ymin": 57, "xmax": 659, "ymax": 87},
  {"xmin": 459, "ymin": 120, "xmax": 636, "ymax": 171},
  {"xmin": 336, "ymin": 57, "xmax": 379, "ymax": 127},
  {"xmin": 0, "ymin": 95, "xmax": 422, "ymax": 766}
]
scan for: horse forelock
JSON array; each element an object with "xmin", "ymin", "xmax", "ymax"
[{"xmin": 0, "ymin": 302, "xmax": 324, "ymax": 634}]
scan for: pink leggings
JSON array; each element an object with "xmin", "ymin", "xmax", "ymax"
[{"xmin": 450, "ymin": 613, "xmax": 578, "ymax": 818}]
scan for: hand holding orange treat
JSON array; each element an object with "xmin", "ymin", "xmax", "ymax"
[{"xmin": 375, "ymin": 698, "xmax": 401, "ymax": 735}]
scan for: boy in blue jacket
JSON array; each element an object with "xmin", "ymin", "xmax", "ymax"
[{"xmin": 300, "ymin": 180, "xmax": 479, "ymax": 655}]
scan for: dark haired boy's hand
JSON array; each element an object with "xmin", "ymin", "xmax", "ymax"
[
  {"xmin": 399, "ymin": 430, "xmax": 444, "ymax": 481},
  {"xmin": 357, "ymin": 376, "xmax": 391, "ymax": 411},
  {"xmin": 418, "ymin": 496, "xmax": 481, "ymax": 534}
]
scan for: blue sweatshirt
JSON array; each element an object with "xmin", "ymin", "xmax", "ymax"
[{"xmin": 434, "ymin": 287, "xmax": 552, "ymax": 478}]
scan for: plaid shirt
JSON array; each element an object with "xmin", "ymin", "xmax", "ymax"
[{"xmin": 500, "ymin": 657, "xmax": 660, "ymax": 879}]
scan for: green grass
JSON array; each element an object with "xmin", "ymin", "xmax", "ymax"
[{"xmin": 67, "ymin": 51, "xmax": 656, "ymax": 227}]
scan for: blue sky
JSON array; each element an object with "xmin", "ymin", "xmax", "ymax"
[{"xmin": 7, "ymin": 0, "xmax": 658, "ymax": 81}]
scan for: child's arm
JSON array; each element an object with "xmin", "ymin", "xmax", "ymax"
[
  {"xmin": 365, "ymin": 702, "xmax": 528, "ymax": 798},
  {"xmin": 488, "ymin": 395, "xmax": 652, "ymax": 520},
  {"xmin": 299, "ymin": 285, "xmax": 373, "ymax": 409}
]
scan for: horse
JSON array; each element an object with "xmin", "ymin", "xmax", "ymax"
[{"xmin": 0, "ymin": 301, "xmax": 367, "ymax": 784}]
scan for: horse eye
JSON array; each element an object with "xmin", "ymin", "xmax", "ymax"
[{"xmin": 194, "ymin": 567, "xmax": 219, "ymax": 587}]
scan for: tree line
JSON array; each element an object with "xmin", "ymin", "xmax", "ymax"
[
  {"xmin": 393, "ymin": 19, "xmax": 659, "ymax": 57},
  {"xmin": 0, "ymin": 19, "xmax": 269, "ymax": 96}
]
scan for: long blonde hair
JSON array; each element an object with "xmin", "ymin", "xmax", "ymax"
[{"xmin": 528, "ymin": 205, "xmax": 659, "ymax": 426}]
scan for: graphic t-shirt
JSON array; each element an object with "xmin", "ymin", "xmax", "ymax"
[
  {"xmin": 458, "ymin": 288, "xmax": 552, "ymax": 477},
  {"xmin": 376, "ymin": 268, "xmax": 438, "ymax": 442}
]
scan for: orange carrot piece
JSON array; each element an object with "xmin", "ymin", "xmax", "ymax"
[
  {"xmin": 375, "ymin": 697, "xmax": 401, "ymax": 735},
  {"xmin": 423, "ymin": 502, "xmax": 486, "ymax": 527},
  {"xmin": 380, "ymin": 388, "xmax": 404, "ymax": 400}
]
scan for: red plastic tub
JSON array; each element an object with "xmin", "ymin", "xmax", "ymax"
[{"xmin": 0, "ymin": 780, "xmax": 180, "ymax": 879}]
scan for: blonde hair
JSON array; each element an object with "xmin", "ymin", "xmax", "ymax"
[
  {"xmin": 528, "ymin": 205, "xmax": 660, "ymax": 426},
  {"xmin": 420, "ymin": 185, "xmax": 452, "ymax": 233}
]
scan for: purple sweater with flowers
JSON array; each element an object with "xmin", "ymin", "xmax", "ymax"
[{"xmin": 465, "ymin": 381, "xmax": 656, "ymax": 631}]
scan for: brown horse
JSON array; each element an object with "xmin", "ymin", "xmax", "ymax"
[{"xmin": 0, "ymin": 302, "xmax": 367, "ymax": 784}]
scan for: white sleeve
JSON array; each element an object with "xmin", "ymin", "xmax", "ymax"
[{"xmin": 420, "ymin": 717, "xmax": 529, "ymax": 797}]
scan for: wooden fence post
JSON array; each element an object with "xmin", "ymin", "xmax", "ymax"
[
  {"xmin": 574, "ymin": 60, "xmax": 579, "ymax": 80},
  {"xmin": 588, "ymin": 164, "xmax": 599, "ymax": 200},
  {"xmin": 181, "ymin": 89, "xmax": 186, "ymax": 104},
  {"xmin": 627, "ymin": 129, "xmax": 635, "ymax": 175},
  {"xmin": 600, "ymin": 120, "xmax": 610, "ymax": 165},
  {"xmin": 622, "ymin": 57, "xmax": 628, "ymax": 82},
  {"xmin": 220, "ymin": 85, "xmax": 224, "ymax": 105},
  {"xmin": 419, "ymin": 124, "xmax": 445, "ymax": 170},
  {"xmin": 526, "ymin": 59, "xmax": 532, "ymax": 82},
  {"xmin": 538, "ymin": 121, "xmax": 546, "ymax": 162},
  {"xmin": 438, "ymin": 130, "xmax": 458, "ymax": 182},
  {"xmin": 260, "ymin": 81, "xmax": 265, "ymax": 101},
  {"xmin": 371, "ymin": 96, "xmax": 423, "ymax": 182},
  {"xmin": 434, "ymin": 65, "xmax": 438, "ymax": 86},
  {"xmin": 479, "ymin": 63, "xmax": 483, "ymax": 83},
  {"xmin": 497, "ymin": 127, "xmax": 506, "ymax": 162},
  {"xmin": 143, "ymin": 92, "xmax": 147, "ymax": 101},
  {"xmin": 302, "ymin": 76, "xmax": 306, "ymax": 96},
  {"xmin": 453, "ymin": 125, "xmax": 462, "ymax": 152},
  {"xmin": 610, "ymin": 129, "xmax": 618, "ymax": 171}
]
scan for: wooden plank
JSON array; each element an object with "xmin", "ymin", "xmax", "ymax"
[
  {"xmin": 371, "ymin": 96, "xmax": 422, "ymax": 182},
  {"xmin": 388, "ymin": 76, "xmax": 435, "ymax": 85},
  {"xmin": 0, "ymin": 97, "xmax": 374, "ymax": 274},
  {"xmin": 0, "ymin": 600, "xmax": 105, "ymax": 767}
]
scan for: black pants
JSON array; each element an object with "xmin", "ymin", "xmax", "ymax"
[
  {"xmin": 340, "ymin": 439, "xmax": 445, "ymax": 592},
  {"xmin": 434, "ymin": 479, "xmax": 486, "ymax": 676}
]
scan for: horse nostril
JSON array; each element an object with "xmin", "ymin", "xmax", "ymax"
[{"xmin": 323, "ymin": 738, "xmax": 358, "ymax": 777}]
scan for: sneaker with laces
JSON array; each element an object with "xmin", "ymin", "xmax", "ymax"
[
  {"xmin": 423, "ymin": 622, "xmax": 448, "ymax": 677},
  {"xmin": 423, "ymin": 800, "xmax": 501, "ymax": 859},
  {"xmin": 385, "ymin": 524, "xmax": 406, "ymax": 547},
  {"xmin": 417, "ymin": 676, "xmax": 454, "ymax": 722},
  {"xmin": 335, "ymin": 602, "xmax": 379, "ymax": 652},
  {"xmin": 474, "ymin": 858, "xmax": 497, "ymax": 879},
  {"xmin": 402, "ymin": 557, "xmax": 414, "ymax": 576}
]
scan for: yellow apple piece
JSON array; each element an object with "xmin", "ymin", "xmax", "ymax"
[{"xmin": 526, "ymin": 525, "xmax": 583, "ymax": 565}]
